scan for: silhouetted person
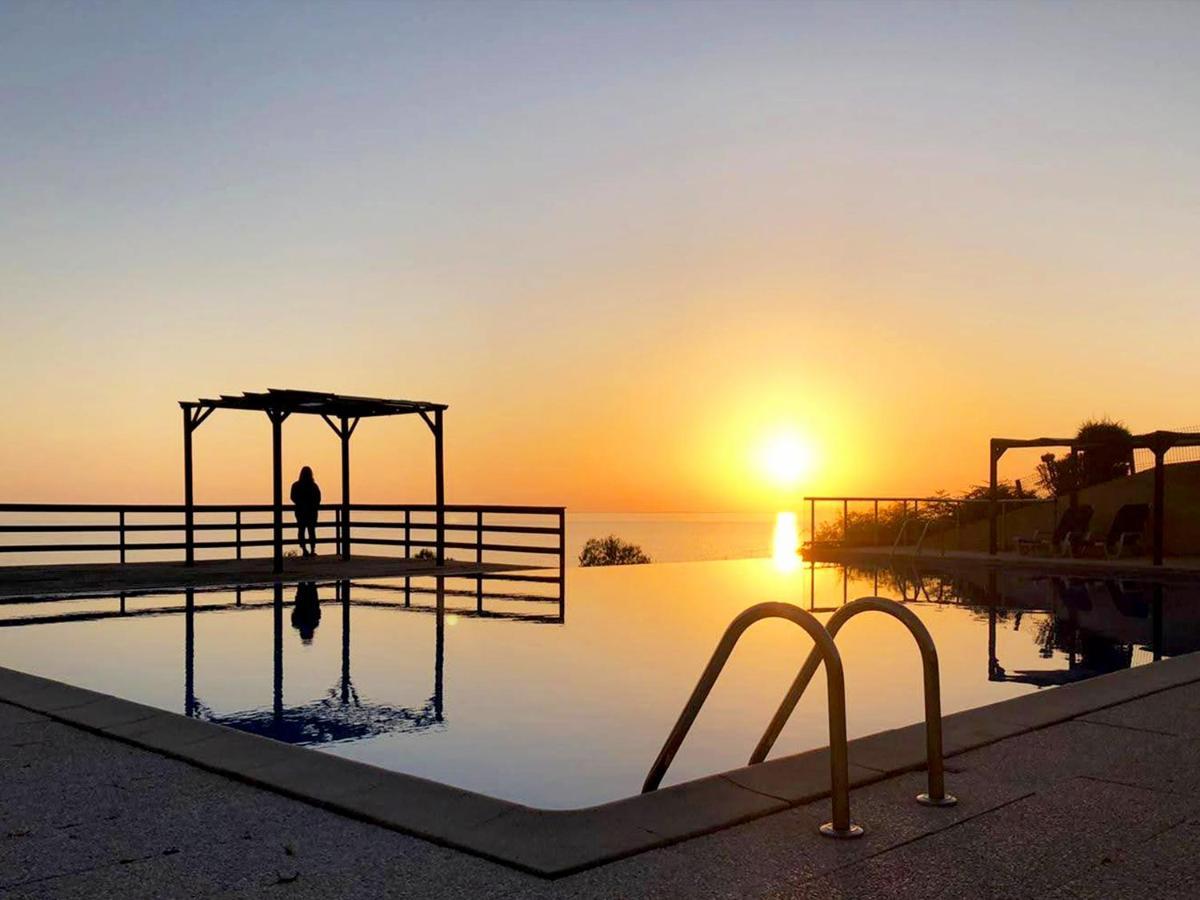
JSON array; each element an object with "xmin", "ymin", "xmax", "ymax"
[
  {"xmin": 291, "ymin": 582, "xmax": 321, "ymax": 643},
  {"xmin": 290, "ymin": 466, "xmax": 321, "ymax": 556}
]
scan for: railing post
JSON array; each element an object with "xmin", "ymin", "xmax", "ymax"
[
  {"xmin": 235, "ymin": 509, "xmax": 242, "ymax": 560},
  {"xmin": 404, "ymin": 508, "xmax": 411, "ymax": 559},
  {"xmin": 809, "ymin": 499, "xmax": 816, "ymax": 546},
  {"xmin": 842, "ymin": 499, "xmax": 848, "ymax": 545},
  {"xmin": 475, "ymin": 509, "xmax": 483, "ymax": 611},
  {"xmin": 558, "ymin": 509, "xmax": 566, "ymax": 586},
  {"xmin": 874, "ymin": 500, "xmax": 880, "ymax": 547},
  {"xmin": 118, "ymin": 509, "xmax": 126, "ymax": 564}
]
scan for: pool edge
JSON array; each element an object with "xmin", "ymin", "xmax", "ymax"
[{"xmin": 2, "ymin": 652, "xmax": 1200, "ymax": 878}]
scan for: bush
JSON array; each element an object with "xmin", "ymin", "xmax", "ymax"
[
  {"xmin": 578, "ymin": 535, "xmax": 651, "ymax": 567},
  {"xmin": 1036, "ymin": 418, "xmax": 1134, "ymax": 496},
  {"xmin": 412, "ymin": 548, "xmax": 437, "ymax": 561}
]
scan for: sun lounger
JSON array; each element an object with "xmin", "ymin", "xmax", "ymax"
[
  {"xmin": 1014, "ymin": 504, "xmax": 1093, "ymax": 556},
  {"xmin": 1078, "ymin": 503, "xmax": 1150, "ymax": 559}
]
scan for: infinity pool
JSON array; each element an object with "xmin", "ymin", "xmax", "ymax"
[{"xmin": 1, "ymin": 559, "xmax": 1196, "ymax": 808}]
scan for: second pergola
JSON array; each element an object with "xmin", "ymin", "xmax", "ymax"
[
  {"xmin": 988, "ymin": 429, "xmax": 1200, "ymax": 565},
  {"xmin": 179, "ymin": 389, "xmax": 447, "ymax": 573}
]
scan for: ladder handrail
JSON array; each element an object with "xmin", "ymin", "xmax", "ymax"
[
  {"xmin": 891, "ymin": 517, "xmax": 932, "ymax": 557},
  {"xmin": 641, "ymin": 601, "xmax": 862, "ymax": 838},
  {"xmin": 749, "ymin": 596, "xmax": 956, "ymax": 806}
]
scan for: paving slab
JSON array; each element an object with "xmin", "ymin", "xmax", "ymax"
[
  {"xmin": 950, "ymin": 719, "xmax": 1185, "ymax": 791},
  {"xmin": 801, "ymin": 776, "xmax": 1198, "ymax": 899},
  {"xmin": 1081, "ymin": 680, "xmax": 1200, "ymax": 737}
]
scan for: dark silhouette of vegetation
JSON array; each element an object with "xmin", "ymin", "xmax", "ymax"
[
  {"xmin": 1036, "ymin": 418, "xmax": 1134, "ymax": 497},
  {"xmin": 578, "ymin": 535, "xmax": 651, "ymax": 567},
  {"xmin": 412, "ymin": 548, "xmax": 437, "ymax": 561}
]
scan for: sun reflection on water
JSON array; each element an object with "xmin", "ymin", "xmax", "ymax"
[{"xmin": 772, "ymin": 511, "xmax": 800, "ymax": 572}]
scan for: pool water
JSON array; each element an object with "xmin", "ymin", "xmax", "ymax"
[{"xmin": 0, "ymin": 559, "xmax": 1195, "ymax": 808}]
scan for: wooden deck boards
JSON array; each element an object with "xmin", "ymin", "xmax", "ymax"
[{"xmin": 0, "ymin": 555, "xmax": 540, "ymax": 600}]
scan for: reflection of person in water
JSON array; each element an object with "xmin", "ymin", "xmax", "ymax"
[{"xmin": 291, "ymin": 582, "xmax": 321, "ymax": 644}]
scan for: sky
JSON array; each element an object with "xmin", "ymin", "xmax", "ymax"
[{"xmin": 2, "ymin": 0, "xmax": 1198, "ymax": 511}]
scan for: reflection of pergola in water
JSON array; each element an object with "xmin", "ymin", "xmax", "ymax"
[
  {"xmin": 984, "ymin": 575, "xmax": 1166, "ymax": 687},
  {"xmin": 180, "ymin": 578, "xmax": 563, "ymax": 745},
  {"xmin": 179, "ymin": 389, "xmax": 448, "ymax": 573},
  {"xmin": 185, "ymin": 581, "xmax": 445, "ymax": 743}
]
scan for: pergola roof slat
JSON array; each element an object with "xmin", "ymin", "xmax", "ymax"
[{"xmin": 180, "ymin": 389, "xmax": 446, "ymax": 417}]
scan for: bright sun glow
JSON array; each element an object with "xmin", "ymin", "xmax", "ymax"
[{"xmin": 758, "ymin": 432, "xmax": 815, "ymax": 487}]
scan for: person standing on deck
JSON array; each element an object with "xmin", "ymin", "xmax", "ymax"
[{"xmin": 289, "ymin": 466, "xmax": 321, "ymax": 557}]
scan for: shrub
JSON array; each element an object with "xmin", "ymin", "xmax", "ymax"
[
  {"xmin": 412, "ymin": 548, "xmax": 437, "ymax": 561},
  {"xmin": 578, "ymin": 535, "xmax": 651, "ymax": 567},
  {"xmin": 1036, "ymin": 418, "xmax": 1134, "ymax": 496}
]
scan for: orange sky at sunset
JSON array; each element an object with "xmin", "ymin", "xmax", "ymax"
[{"xmin": 3, "ymin": 3, "xmax": 1198, "ymax": 511}]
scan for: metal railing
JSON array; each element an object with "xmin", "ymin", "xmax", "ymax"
[
  {"xmin": 642, "ymin": 601, "xmax": 863, "ymax": 839},
  {"xmin": 805, "ymin": 495, "xmax": 1056, "ymax": 553},
  {"xmin": 0, "ymin": 502, "xmax": 566, "ymax": 571},
  {"xmin": 750, "ymin": 596, "xmax": 956, "ymax": 807}
]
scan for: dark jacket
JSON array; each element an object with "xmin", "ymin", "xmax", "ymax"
[{"xmin": 290, "ymin": 479, "xmax": 321, "ymax": 520}]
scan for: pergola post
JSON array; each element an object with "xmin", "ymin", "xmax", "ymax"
[
  {"xmin": 183, "ymin": 407, "xmax": 195, "ymax": 566},
  {"xmin": 434, "ymin": 408, "xmax": 445, "ymax": 566},
  {"xmin": 270, "ymin": 410, "xmax": 287, "ymax": 574},
  {"xmin": 340, "ymin": 415, "xmax": 351, "ymax": 560},
  {"xmin": 1153, "ymin": 447, "xmax": 1166, "ymax": 566},
  {"xmin": 1068, "ymin": 447, "xmax": 1079, "ymax": 510},
  {"xmin": 988, "ymin": 441, "xmax": 1003, "ymax": 556}
]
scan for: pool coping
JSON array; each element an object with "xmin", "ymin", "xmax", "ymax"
[{"xmin": 3, "ymin": 651, "xmax": 1200, "ymax": 878}]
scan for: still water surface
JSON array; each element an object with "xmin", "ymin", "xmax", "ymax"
[{"xmin": 0, "ymin": 559, "xmax": 1193, "ymax": 808}]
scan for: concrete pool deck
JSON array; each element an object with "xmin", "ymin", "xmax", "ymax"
[
  {"xmin": 0, "ymin": 554, "xmax": 544, "ymax": 601},
  {"xmin": 4, "ymin": 652, "xmax": 1200, "ymax": 896}
]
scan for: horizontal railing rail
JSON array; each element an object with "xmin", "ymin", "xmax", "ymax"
[{"xmin": 0, "ymin": 503, "xmax": 567, "ymax": 572}]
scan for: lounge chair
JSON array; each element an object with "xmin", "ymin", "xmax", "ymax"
[
  {"xmin": 1014, "ymin": 504, "xmax": 1093, "ymax": 556},
  {"xmin": 1079, "ymin": 503, "xmax": 1150, "ymax": 559}
]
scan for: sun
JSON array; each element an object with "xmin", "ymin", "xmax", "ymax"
[{"xmin": 758, "ymin": 432, "xmax": 815, "ymax": 487}]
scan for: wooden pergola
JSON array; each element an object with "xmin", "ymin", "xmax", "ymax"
[
  {"xmin": 989, "ymin": 430, "xmax": 1200, "ymax": 565},
  {"xmin": 180, "ymin": 389, "xmax": 447, "ymax": 573}
]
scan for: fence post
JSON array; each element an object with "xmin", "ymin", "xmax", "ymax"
[
  {"xmin": 842, "ymin": 500, "xmax": 848, "ymax": 545},
  {"xmin": 404, "ymin": 508, "xmax": 411, "ymax": 559},
  {"xmin": 874, "ymin": 500, "xmax": 879, "ymax": 547},
  {"xmin": 235, "ymin": 510, "xmax": 242, "ymax": 560},
  {"xmin": 810, "ymin": 499, "xmax": 816, "ymax": 546},
  {"xmin": 558, "ymin": 509, "xmax": 566, "ymax": 588},
  {"xmin": 119, "ymin": 510, "xmax": 126, "ymax": 564},
  {"xmin": 476, "ymin": 509, "xmax": 484, "ymax": 610}
]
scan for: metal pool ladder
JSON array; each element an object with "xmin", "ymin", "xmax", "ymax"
[
  {"xmin": 642, "ymin": 602, "xmax": 864, "ymax": 838},
  {"xmin": 750, "ymin": 596, "xmax": 957, "ymax": 808},
  {"xmin": 642, "ymin": 597, "xmax": 956, "ymax": 839}
]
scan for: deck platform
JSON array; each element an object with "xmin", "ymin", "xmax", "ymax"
[
  {"xmin": 0, "ymin": 554, "xmax": 542, "ymax": 601},
  {"xmin": 805, "ymin": 544, "xmax": 1200, "ymax": 579}
]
